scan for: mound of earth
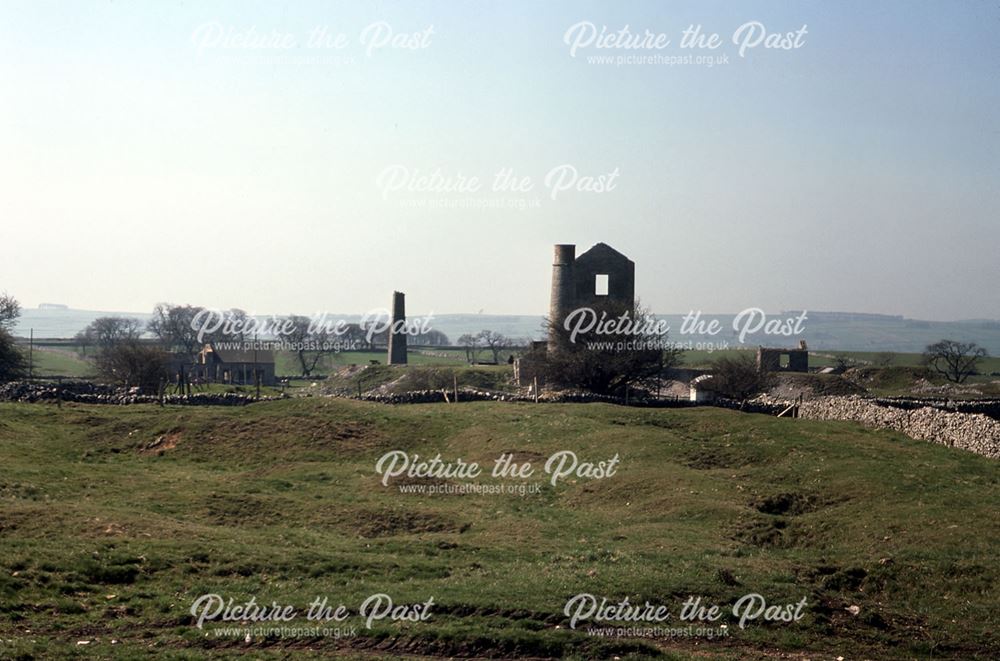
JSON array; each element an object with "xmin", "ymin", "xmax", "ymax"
[
  {"xmin": 768, "ymin": 373, "xmax": 868, "ymax": 399},
  {"xmin": 843, "ymin": 366, "xmax": 924, "ymax": 392},
  {"xmin": 843, "ymin": 366, "xmax": 998, "ymax": 398}
]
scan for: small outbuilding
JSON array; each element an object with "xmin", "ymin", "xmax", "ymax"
[
  {"xmin": 196, "ymin": 343, "xmax": 276, "ymax": 385},
  {"xmin": 756, "ymin": 341, "xmax": 809, "ymax": 373}
]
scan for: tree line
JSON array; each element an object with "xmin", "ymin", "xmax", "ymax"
[{"xmin": 0, "ymin": 292, "xmax": 993, "ymax": 400}]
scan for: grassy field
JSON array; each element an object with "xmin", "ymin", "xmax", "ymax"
[
  {"xmin": 276, "ymin": 349, "xmax": 472, "ymax": 376},
  {"xmin": 313, "ymin": 364, "xmax": 516, "ymax": 397},
  {"xmin": 22, "ymin": 341, "xmax": 1000, "ymax": 383},
  {"xmin": 22, "ymin": 347, "xmax": 97, "ymax": 379},
  {"xmin": 22, "ymin": 345, "xmax": 480, "ymax": 380},
  {"xmin": 0, "ymin": 399, "xmax": 997, "ymax": 659}
]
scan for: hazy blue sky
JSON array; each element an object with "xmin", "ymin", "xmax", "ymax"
[{"xmin": 2, "ymin": 0, "xmax": 997, "ymax": 319}]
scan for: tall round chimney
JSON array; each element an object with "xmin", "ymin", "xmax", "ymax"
[{"xmin": 548, "ymin": 244, "xmax": 575, "ymax": 351}]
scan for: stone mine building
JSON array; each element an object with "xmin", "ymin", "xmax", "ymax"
[
  {"xmin": 756, "ymin": 341, "xmax": 809, "ymax": 373},
  {"xmin": 548, "ymin": 242, "xmax": 635, "ymax": 351},
  {"xmin": 196, "ymin": 343, "xmax": 276, "ymax": 385},
  {"xmin": 388, "ymin": 291, "xmax": 407, "ymax": 365},
  {"xmin": 515, "ymin": 242, "xmax": 635, "ymax": 386}
]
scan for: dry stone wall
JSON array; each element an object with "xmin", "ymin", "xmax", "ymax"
[
  {"xmin": 799, "ymin": 395, "xmax": 1000, "ymax": 459},
  {"xmin": 0, "ymin": 381, "xmax": 281, "ymax": 406}
]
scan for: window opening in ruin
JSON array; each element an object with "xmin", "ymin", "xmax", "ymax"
[{"xmin": 595, "ymin": 274, "xmax": 609, "ymax": 296}]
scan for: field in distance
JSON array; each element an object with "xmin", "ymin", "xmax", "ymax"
[{"xmin": 20, "ymin": 343, "xmax": 1000, "ymax": 401}]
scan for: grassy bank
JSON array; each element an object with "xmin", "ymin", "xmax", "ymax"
[{"xmin": 0, "ymin": 399, "xmax": 997, "ymax": 659}]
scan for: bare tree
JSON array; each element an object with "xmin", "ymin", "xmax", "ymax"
[
  {"xmin": 147, "ymin": 303, "xmax": 204, "ymax": 360},
  {"xmin": 73, "ymin": 328, "xmax": 93, "ymax": 357},
  {"xmin": 701, "ymin": 354, "xmax": 775, "ymax": 405},
  {"xmin": 81, "ymin": 316, "xmax": 142, "ymax": 352},
  {"xmin": 0, "ymin": 294, "xmax": 27, "ymax": 381},
  {"xmin": 541, "ymin": 299, "xmax": 682, "ymax": 396},
  {"xmin": 285, "ymin": 315, "xmax": 336, "ymax": 377},
  {"xmin": 831, "ymin": 353, "xmax": 856, "ymax": 372},
  {"xmin": 872, "ymin": 352, "xmax": 895, "ymax": 368},
  {"xmin": 0, "ymin": 293, "xmax": 20, "ymax": 331},
  {"xmin": 923, "ymin": 340, "xmax": 988, "ymax": 384},
  {"xmin": 0, "ymin": 332, "xmax": 27, "ymax": 382},
  {"xmin": 340, "ymin": 323, "xmax": 371, "ymax": 351},
  {"xmin": 412, "ymin": 329, "xmax": 450, "ymax": 346},
  {"xmin": 457, "ymin": 334, "xmax": 479, "ymax": 364},
  {"xmin": 216, "ymin": 308, "xmax": 254, "ymax": 342},
  {"xmin": 95, "ymin": 342, "xmax": 170, "ymax": 394},
  {"xmin": 147, "ymin": 305, "xmax": 249, "ymax": 355},
  {"xmin": 477, "ymin": 330, "xmax": 512, "ymax": 364}
]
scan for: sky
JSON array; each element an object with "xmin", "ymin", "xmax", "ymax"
[{"xmin": 1, "ymin": 0, "xmax": 998, "ymax": 320}]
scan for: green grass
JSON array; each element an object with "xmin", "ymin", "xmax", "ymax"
[
  {"xmin": 313, "ymin": 364, "xmax": 515, "ymax": 397},
  {"xmin": 162, "ymin": 382, "xmax": 288, "ymax": 398},
  {"xmin": 24, "ymin": 343, "xmax": 1000, "ymax": 383},
  {"xmin": 23, "ymin": 346, "xmax": 96, "ymax": 378},
  {"xmin": 276, "ymin": 348, "xmax": 491, "ymax": 376},
  {"xmin": 0, "ymin": 399, "xmax": 997, "ymax": 659},
  {"xmin": 18, "ymin": 344, "xmax": 483, "ymax": 384}
]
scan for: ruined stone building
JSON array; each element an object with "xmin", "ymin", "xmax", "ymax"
[
  {"xmin": 548, "ymin": 242, "xmax": 635, "ymax": 350},
  {"xmin": 515, "ymin": 242, "xmax": 636, "ymax": 385},
  {"xmin": 756, "ymin": 341, "xmax": 809, "ymax": 373}
]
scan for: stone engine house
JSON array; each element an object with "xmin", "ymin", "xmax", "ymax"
[
  {"xmin": 548, "ymin": 242, "xmax": 635, "ymax": 350},
  {"xmin": 516, "ymin": 242, "xmax": 636, "ymax": 386}
]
